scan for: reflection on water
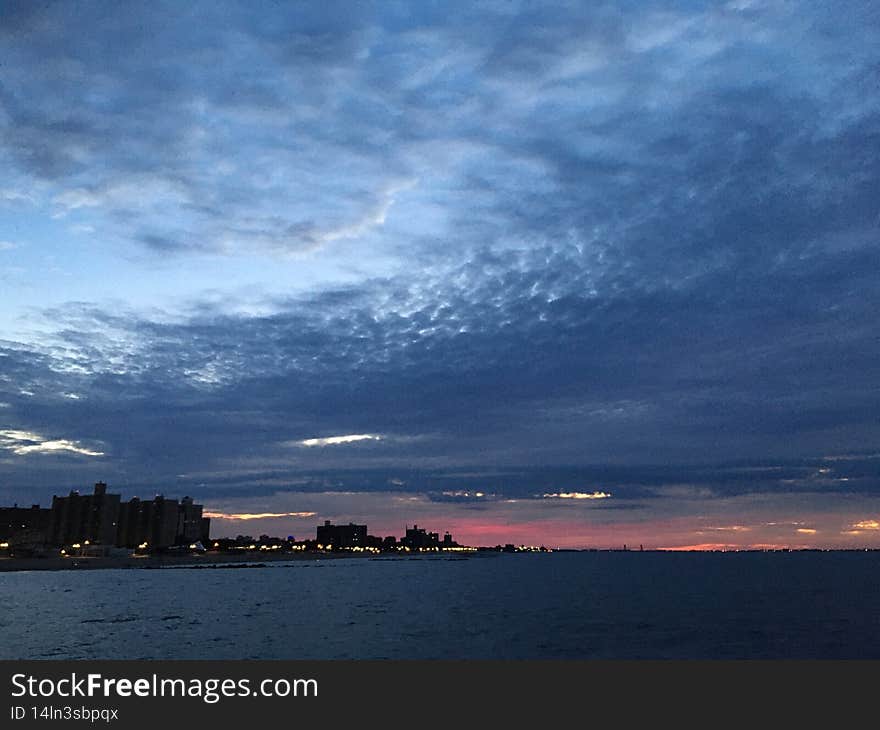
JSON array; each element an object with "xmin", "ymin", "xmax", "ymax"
[{"xmin": 3, "ymin": 552, "xmax": 880, "ymax": 659}]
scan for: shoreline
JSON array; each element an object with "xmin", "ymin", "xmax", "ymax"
[
  {"xmin": 0, "ymin": 551, "xmax": 359, "ymax": 573},
  {"xmin": 2, "ymin": 547, "xmax": 878, "ymax": 573}
]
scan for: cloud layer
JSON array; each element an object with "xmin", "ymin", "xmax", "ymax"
[{"xmin": 0, "ymin": 1, "xmax": 878, "ymax": 546}]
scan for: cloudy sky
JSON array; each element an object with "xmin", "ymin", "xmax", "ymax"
[{"xmin": 1, "ymin": 0, "xmax": 879, "ymax": 549}]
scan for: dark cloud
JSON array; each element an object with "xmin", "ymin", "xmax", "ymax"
[{"xmin": 2, "ymin": 236, "xmax": 879, "ymax": 500}]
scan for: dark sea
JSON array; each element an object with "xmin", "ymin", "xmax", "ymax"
[{"xmin": 4, "ymin": 552, "xmax": 880, "ymax": 659}]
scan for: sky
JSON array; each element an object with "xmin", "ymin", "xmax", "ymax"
[{"xmin": 1, "ymin": 0, "xmax": 879, "ymax": 549}]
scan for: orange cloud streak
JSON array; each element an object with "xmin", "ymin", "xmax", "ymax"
[{"xmin": 204, "ymin": 511, "xmax": 317, "ymax": 521}]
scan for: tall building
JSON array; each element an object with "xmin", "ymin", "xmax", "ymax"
[
  {"xmin": 199, "ymin": 516, "xmax": 211, "ymax": 544},
  {"xmin": 47, "ymin": 482, "xmax": 120, "ymax": 546},
  {"xmin": 2, "ymin": 482, "xmax": 212, "ymax": 553},
  {"xmin": 315, "ymin": 520, "xmax": 368, "ymax": 549},
  {"xmin": 116, "ymin": 495, "xmax": 178, "ymax": 549},
  {"xmin": 176, "ymin": 496, "xmax": 208, "ymax": 544},
  {"xmin": 116, "ymin": 497, "xmax": 144, "ymax": 548}
]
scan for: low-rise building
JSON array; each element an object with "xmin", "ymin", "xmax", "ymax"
[{"xmin": 0, "ymin": 504, "xmax": 51, "ymax": 552}]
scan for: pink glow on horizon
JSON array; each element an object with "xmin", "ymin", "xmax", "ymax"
[
  {"xmin": 353, "ymin": 513, "xmax": 880, "ymax": 551},
  {"xmin": 205, "ymin": 494, "xmax": 880, "ymax": 551}
]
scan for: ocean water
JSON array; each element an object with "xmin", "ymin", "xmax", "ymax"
[{"xmin": 3, "ymin": 551, "xmax": 880, "ymax": 659}]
